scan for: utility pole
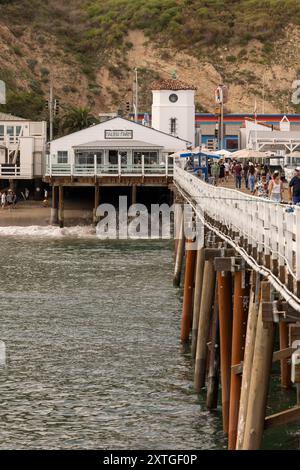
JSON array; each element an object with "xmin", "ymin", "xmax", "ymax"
[
  {"xmin": 134, "ymin": 68, "xmax": 138, "ymax": 123},
  {"xmin": 262, "ymin": 72, "xmax": 265, "ymax": 115},
  {"xmin": 220, "ymin": 99, "xmax": 224, "ymax": 150},
  {"xmin": 215, "ymin": 84, "xmax": 228, "ymax": 150},
  {"xmin": 49, "ymin": 80, "xmax": 54, "ymax": 141}
]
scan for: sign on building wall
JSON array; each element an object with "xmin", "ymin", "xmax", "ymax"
[{"xmin": 105, "ymin": 130, "xmax": 133, "ymax": 139}]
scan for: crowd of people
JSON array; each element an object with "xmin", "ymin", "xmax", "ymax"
[
  {"xmin": 0, "ymin": 187, "xmax": 49, "ymax": 210},
  {"xmin": 208, "ymin": 159, "xmax": 300, "ymax": 204}
]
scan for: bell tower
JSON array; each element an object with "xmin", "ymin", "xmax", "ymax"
[{"xmin": 151, "ymin": 77, "xmax": 196, "ymax": 145}]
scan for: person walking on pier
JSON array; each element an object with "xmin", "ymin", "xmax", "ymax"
[
  {"xmin": 254, "ymin": 173, "xmax": 268, "ymax": 198},
  {"xmin": 211, "ymin": 161, "xmax": 220, "ymax": 185},
  {"xmin": 248, "ymin": 164, "xmax": 256, "ymax": 193},
  {"xmin": 224, "ymin": 160, "xmax": 230, "ymax": 181},
  {"xmin": 268, "ymin": 171, "xmax": 283, "ymax": 202},
  {"xmin": 288, "ymin": 167, "xmax": 300, "ymax": 205},
  {"xmin": 234, "ymin": 161, "xmax": 242, "ymax": 189},
  {"xmin": 243, "ymin": 162, "xmax": 249, "ymax": 189},
  {"xmin": 219, "ymin": 160, "xmax": 225, "ymax": 183}
]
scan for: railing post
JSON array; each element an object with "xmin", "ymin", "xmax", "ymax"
[
  {"xmin": 118, "ymin": 153, "xmax": 121, "ymax": 176},
  {"xmin": 165, "ymin": 156, "xmax": 168, "ymax": 176},
  {"xmin": 94, "ymin": 154, "xmax": 97, "ymax": 176},
  {"xmin": 296, "ymin": 207, "xmax": 300, "ymax": 297},
  {"xmin": 141, "ymin": 155, "xmax": 145, "ymax": 176}
]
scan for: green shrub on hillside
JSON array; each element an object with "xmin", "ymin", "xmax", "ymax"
[{"xmin": 0, "ymin": 91, "xmax": 45, "ymax": 120}]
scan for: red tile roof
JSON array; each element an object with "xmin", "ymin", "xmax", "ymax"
[{"xmin": 151, "ymin": 79, "xmax": 196, "ymax": 91}]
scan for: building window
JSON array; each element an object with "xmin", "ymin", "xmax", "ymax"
[
  {"xmin": 226, "ymin": 138, "xmax": 238, "ymax": 150},
  {"xmin": 75, "ymin": 152, "xmax": 103, "ymax": 165},
  {"xmin": 170, "ymin": 118, "xmax": 177, "ymax": 135},
  {"xmin": 57, "ymin": 151, "xmax": 68, "ymax": 164},
  {"xmin": 7, "ymin": 126, "xmax": 14, "ymax": 143},
  {"xmin": 133, "ymin": 151, "xmax": 158, "ymax": 164},
  {"xmin": 16, "ymin": 126, "xmax": 22, "ymax": 137},
  {"xmin": 0, "ymin": 125, "xmax": 4, "ymax": 140}
]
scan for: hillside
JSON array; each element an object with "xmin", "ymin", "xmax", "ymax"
[{"xmin": 0, "ymin": 0, "xmax": 300, "ymax": 127}]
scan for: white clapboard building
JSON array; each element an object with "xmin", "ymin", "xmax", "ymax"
[
  {"xmin": 47, "ymin": 116, "xmax": 191, "ymax": 178},
  {"xmin": 0, "ymin": 112, "xmax": 47, "ymax": 181},
  {"xmin": 47, "ymin": 78, "xmax": 196, "ymax": 178}
]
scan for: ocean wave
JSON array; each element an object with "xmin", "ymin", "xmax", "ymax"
[
  {"xmin": 0, "ymin": 225, "xmax": 170, "ymax": 240},
  {"xmin": 0, "ymin": 225, "xmax": 97, "ymax": 238}
]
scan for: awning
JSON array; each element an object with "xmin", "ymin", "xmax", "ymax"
[{"xmin": 73, "ymin": 140, "xmax": 164, "ymax": 151}]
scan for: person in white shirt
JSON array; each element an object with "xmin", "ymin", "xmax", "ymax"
[
  {"xmin": 224, "ymin": 161, "xmax": 230, "ymax": 181},
  {"xmin": 268, "ymin": 171, "xmax": 283, "ymax": 202}
]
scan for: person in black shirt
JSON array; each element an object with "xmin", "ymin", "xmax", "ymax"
[{"xmin": 288, "ymin": 167, "xmax": 300, "ymax": 204}]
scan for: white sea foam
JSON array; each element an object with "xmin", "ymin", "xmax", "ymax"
[
  {"xmin": 0, "ymin": 225, "xmax": 166, "ymax": 240},
  {"xmin": 0, "ymin": 225, "xmax": 97, "ymax": 239}
]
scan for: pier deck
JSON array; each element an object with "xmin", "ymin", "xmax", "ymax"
[{"xmin": 173, "ymin": 165, "xmax": 300, "ymax": 450}]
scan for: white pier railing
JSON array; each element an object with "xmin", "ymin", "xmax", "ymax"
[
  {"xmin": 45, "ymin": 160, "xmax": 173, "ymax": 178},
  {"xmin": 174, "ymin": 165, "xmax": 300, "ymax": 303}
]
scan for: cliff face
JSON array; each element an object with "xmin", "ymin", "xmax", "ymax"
[{"xmin": 0, "ymin": 0, "xmax": 300, "ymax": 119}]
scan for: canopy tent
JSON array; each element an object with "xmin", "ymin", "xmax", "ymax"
[
  {"xmin": 231, "ymin": 148, "xmax": 267, "ymax": 159},
  {"xmin": 179, "ymin": 151, "xmax": 221, "ymax": 159},
  {"xmin": 288, "ymin": 151, "xmax": 300, "ymax": 158},
  {"xmin": 199, "ymin": 151, "xmax": 221, "ymax": 160}
]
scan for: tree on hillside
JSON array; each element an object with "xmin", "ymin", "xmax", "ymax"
[{"xmin": 62, "ymin": 106, "xmax": 99, "ymax": 133}]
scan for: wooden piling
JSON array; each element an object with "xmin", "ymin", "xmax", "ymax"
[
  {"xmin": 194, "ymin": 258, "xmax": 216, "ymax": 392},
  {"xmin": 279, "ymin": 266, "xmax": 291, "ymax": 389},
  {"xmin": 173, "ymin": 211, "xmax": 185, "ymax": 287},
  {"xmin": 191, "ymin": 247, "xmax": 205, "ymax": 358},
  {"xmin": 206, "ymin": 284, "xmax": 220, "ymax": 409},
  {"xmin": 236, "ymin": 273, "xmax": 260, "ymax": 450},
  {"xmin": 217, "ymin": 271, "xmax": 233, "ymax": 434},
  {"xmin": 228, "ymin": 270, "xmax": 249, "ymax": 450},
  {"xmin": 50, "ymin": 185, "xmax": 58, "ymax": 225},
  {"xmin": 93, "ymin": 184, "xmax": 100, "ymax": 225},
  {"xmin": 180, "ymin": 239, "xmax": 196, "ymax": 343},
  {"xmin": 279, "ymin": 322, "xmax": 291, "ymax": 389},
  {"xmin": 131, "ymin": 185, "xmax": 137, "ymax": 205},
  {"xmin": 58, "ymin": 185, "xmax": 64, "ymax": 228},
  {"xmin": 242, "ymin": 283, "xmax": 275, "ymax": 450}
]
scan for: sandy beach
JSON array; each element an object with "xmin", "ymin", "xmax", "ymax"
[{"xmin": 0, "ymin": 200, "xmax": 93, "ymax": 226}]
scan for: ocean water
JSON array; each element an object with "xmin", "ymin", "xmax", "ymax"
[{"xmin": 0, "ymin": 228, "xmax": 298, "ymax": 449}]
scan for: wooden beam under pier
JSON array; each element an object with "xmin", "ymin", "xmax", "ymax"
[{"xmin": 264, "ymin": 406, "xmax": 300, "ymax": 430}]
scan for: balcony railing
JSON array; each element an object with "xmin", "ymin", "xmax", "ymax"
[
  {"xmin": 0, "ymin": 164, "xmax": 33, "ymax": 179},
  {"xmin": 45, "ymin": 159, "xmax": 173, "ymax": 177}
]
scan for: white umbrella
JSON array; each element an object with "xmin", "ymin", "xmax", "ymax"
[
  {"xmin": 231, "ymin": 149, "xmax": 267, "ymax": 159},
  {"xmin": 288, "ymin": 151, "xmax": 300, "ymax": 158},
  {"xmin": 214, "ymin": 149, "xmax": 232, "ymax": 157}
]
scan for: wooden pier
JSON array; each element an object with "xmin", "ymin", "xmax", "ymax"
[
  {"xmin": 173, "ymin": 166, "xmax": 300, "ymax": 450},
  {"xmin": 44, "ymin": 172, "xmax": 173, "ymax": 227}
]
